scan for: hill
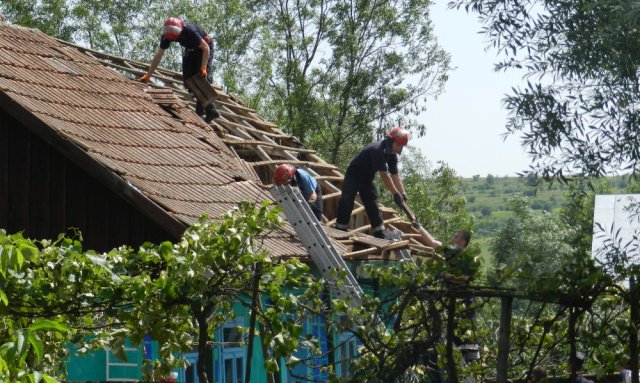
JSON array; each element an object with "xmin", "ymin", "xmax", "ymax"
[{"xmin": 461, "ymin": 174, "xmax": 632, "ymax": 238}]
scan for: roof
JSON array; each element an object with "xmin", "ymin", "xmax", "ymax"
[{"xmin": 0, "ymin": 22, "xmax": 432, "ymax": 260}]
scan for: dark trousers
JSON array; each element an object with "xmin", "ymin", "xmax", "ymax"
[
  {"xmin": 336, "ymin": 173, "xmax": 383, "ymax": 231},
  {"xmin": 309, "ymin": 184, "xmax": 323, "ymax": 221},
  {"xmin": 182, "ymin": 43, "xmax": 213, "ymax": 115}
]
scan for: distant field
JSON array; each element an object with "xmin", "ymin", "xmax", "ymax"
[{"xmin": 460, "ymin": 174, "xmax": 630, "ymax": 239}]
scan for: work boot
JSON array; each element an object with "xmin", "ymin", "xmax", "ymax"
[
  {"xmin": 195, "ymin": 102, "xmax": 205, "ymax": 117},
  {"xmin": 372, "ymin": 229, "xmax": 388, "ymax": 239},
  {"xmin": 204, "ymin": 104, "xmax": 220, "ymax": 122},
  {"xmin": 458, "ymin": 343, "xmax": 480, "ymax": 362}
]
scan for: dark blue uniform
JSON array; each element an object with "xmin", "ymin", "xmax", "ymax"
[
  {"xmin": 336, "ymin": 139, "xmax": 398, "ymax": 236},
  {"xmin": 160, "ymin": 23, "xmax": 213, "ymax": 84},
  {"xmin": 160, "ymin": 23, "xmax": 214, "ymax": 116}
]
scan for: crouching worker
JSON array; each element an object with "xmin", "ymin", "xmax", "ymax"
[
  {"xmin": 274, "ymin": 164, "xmax": 324, "ymax": 221},
  {"xmin": 139, "ymin": 17, "xmax": 220, "ymax": 122}
]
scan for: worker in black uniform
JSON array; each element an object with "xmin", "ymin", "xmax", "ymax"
[
  {"xmin": 335, "ymin": 127, "xmax": 409, "ymax": 239},
  {"xmin": 139, "ymin": 17, "xmax": 219, "ymax": 122}
]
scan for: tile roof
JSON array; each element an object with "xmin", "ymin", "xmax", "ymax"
[
  {"xmin": 0, "ymin": 23, "xmax": 305, "ymax": 257},
  {"xmin": 0, "ymin": 22, "xmax": 432, "ymax": 261}
]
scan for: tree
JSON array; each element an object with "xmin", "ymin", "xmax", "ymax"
[
  {"xmin": 451, "ymin": 0, "xmax": 640, "ymax": 179},
  {"xmin": 250, "ymin": 0, "xmax": 452, "ymax": 167},
  {"xmin": 0, "ymin": 202, "xmax": 325, "ymax": 383},
  {"xmin": 483, "ymin": 192, "xmax": 635, "ymax": 380},
  {"xmin": 90, "ymin": 202, "xmax": 325, "ymax": 383},
  {"xmin": 0, "ymin": 229, "xmax": 125, "ymax": 382}
]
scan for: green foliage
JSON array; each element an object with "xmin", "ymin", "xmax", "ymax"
[
  {"xmin": 461, "ymin": 174, "xmax": 630, "ymax": 238},
  {"xmin": 0, "ymin": 202, "xmax": 327, "ymax": 383},
  {"xmin": 452, "ymin": 0, "xmax": 640, "ymax": 179},
  {"xmin": 0, "ymin": 229, "xmax": 111, "ymax": 383},
  {"xmin": 399, "ymin": 148, "xmax": 475, "ymax": 241},
  {"xmin": 247, "ymin": 0, "xmax": 452, "ymax": 167}
]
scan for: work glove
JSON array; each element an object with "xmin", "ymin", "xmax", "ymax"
[
  {"xmin": 200, "ymin": 66, "xmax": 207, "ymax": 77},
  {"xmin": 139, "ymin": 73, "xmax": 151, "ymax": 83},
  {"xmin": 401, "ymin": 193, "xmax": 408, "ymax": 202},
  {"xmin": 393, "ymin": 192, "xmax": 404, "ymax": 207}
]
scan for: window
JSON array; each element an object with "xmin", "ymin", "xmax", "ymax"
[
  {"xmin": 336, "ymin": 333, "xmax": 358, "ymax": 379},
  {"xmin": 217, "ymin": 318, "xmax": 245, "ymax": 383},
  {"xmin": 179, "ymin": 352, "xmax": 199, "ymax": 383},
  {"xmin": 287, "ymin": 315, "xmax": 329, "ymax": 382}
]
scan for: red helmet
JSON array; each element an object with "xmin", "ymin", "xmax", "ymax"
[
  {"xmin": 273, "ymin": 164, "xmax": 295, "ymax": 185},
  {"xmin": 387, "ymin": 127, "xmax": 410, "ymax": 146},
  {"xmin": 162, "ymin": 17, "xmax": 184, "ymax": 40}
]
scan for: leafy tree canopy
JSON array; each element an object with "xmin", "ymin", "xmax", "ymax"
[{"xmin": 451, "ymin": 0, "xmax": 640, "ymax": 179}]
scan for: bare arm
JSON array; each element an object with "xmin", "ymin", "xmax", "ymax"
[
  {"xmin": 413, "ymin": 222, "xmax": 443, "ymax": 249},
  {"xmin": 199, "ymin": 40, "xmax": 210, "ymax": 69},
  {"xmin": 391, "ymin": 173, "xmax": 406, "ymax": 195},
  {"xmin": 379, "ymin": 171, "xmax": 399, "ymax": 194},
  {"xmin": 143, "ymin": 47, "xmax": 165, "ymax": 78}
]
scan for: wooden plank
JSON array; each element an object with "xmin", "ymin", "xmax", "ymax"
[
  {"xmin": 29, "ymin": 133, "xmax": 50, "ymax": 238},
  {"xmin": 215, "ymin": 99, "xmax": 256, "ymax": 114},
  {"xmin": 109, "ymin": 193, "xmax": 132, "ymax": 247},
  {"xmin": 222, "ymin": 139, "xmax": 315, "ymax": 154},
  {"xmin": 216, "ymin": 118, "xmax": 289, "ymax": 138},
  {"xmin": 383, "ymin": 240, "xmax": 410, "ymax": 251},
  {"xmin": 321, "ymin": 191, "xmax": 341, "ymax": 201},
  {"xmin": 65, "ymin": 160, "xmax": 87, "ymax": 239},
  {"xmin": 85, "ymin": 175, "xmax": 110, "ymax": 252},
  {"xmin": 0, "ymin": 112, "xmax": 8, "ymax": 227},
  {"xmin": 251, "ymin": 159, "xmax": 338, "ymax": 170},
  {"xmin": 343, "ymin": 247, "xmax": 380, "ymax": 259},
  {"xmin": 7, "ymin": 119, "xmax": 30, "ymax": 234},
  {"xmin": 48, "ymin": 144, "xmax": 67, "ymax": 236},
  {"xmin": 314, "ymin": 176, "xmax": 343, "ymax": 182}
]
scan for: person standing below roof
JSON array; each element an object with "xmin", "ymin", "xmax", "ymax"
[
  {"xmin": 567, "ymin": 353, "xmax": 594, "ymax": 383},
  {"xmin": 274, "ymin": 164, "xmax": 324, "ymax": 221},
  {"xmin": 335, "ymin": 127, "xmax": 409, "ymax": 239},
  {"xmin": 139, "ymin": 17, "xmax": 220, "ymax": 122}
]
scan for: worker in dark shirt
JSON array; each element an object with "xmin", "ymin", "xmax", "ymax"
[
  {"xmin": 335, "ymin": 127, "xmax": 409, "ymax": 239},
  {"xmin": 273, "ymin": 164, "xmax": 324, "ymax": 220},
  {"xmin": 139, "ymin": 17, "xmax": 219, "ymax": 122}
]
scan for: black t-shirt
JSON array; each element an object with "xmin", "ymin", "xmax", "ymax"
[
  {"xmin": 160, "ymin": 23, "xmax": 207, "ymax": 50},
  {"xmin": 346, "ymin": 139, "xmax": 398, "ymax": 182}
]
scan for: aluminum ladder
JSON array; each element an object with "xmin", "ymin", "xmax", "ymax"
[{"xmin": 270, "ymin": 185, "xmax": 364, "ymax": 306}]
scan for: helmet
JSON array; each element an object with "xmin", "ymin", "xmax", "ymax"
[
  {"xmin": 386, "ymin": 127, "xmax": 410, "ymax": 146},
  {"xmin": 162, "ymin": 17, "xmax": 184, "ymax": 40},
  {"xmin": 274, "ymin": 164, "xmax": 295, "ymax": 185}
]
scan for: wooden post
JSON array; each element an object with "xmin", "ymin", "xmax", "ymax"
[
  {"xmin": 496, "ymin": 296, "xmax": 513, "ymax": 383},
  {"xmin": 245, "ymin": 265, "xmax": 261, "ymax": 383},
  {"xmin": 630, "ymin": 274, "xmax": 639, "ymax": 383},
  {"xmin": 568, "ymin": 308, "xmax": 577, "ymax": 383},
  {"xmin": 446, "ymin": 297, "xmax": 458, "ymax": 383}
]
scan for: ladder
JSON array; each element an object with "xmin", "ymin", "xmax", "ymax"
[{"xmin": 270, "ymin": 185, "xmax": 364, "ymax": 306}]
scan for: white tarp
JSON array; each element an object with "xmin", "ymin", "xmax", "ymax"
[{"xmin": 592, "ymin": 194, "xmax": 640, "ymax": 266}]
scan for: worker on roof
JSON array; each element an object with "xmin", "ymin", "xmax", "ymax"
[
  {"xmin": 139, "ymin": 17, "xmax": 220, "ymax": 122},
  {"xmin": 335, "ymin": 127, "xmax": 409, "ymax": 239},
  {"xmin": 274, "ymin": 164, "xmax": 324, "ymax": 221}
]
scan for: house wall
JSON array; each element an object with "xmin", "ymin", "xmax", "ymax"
[{"xmin": 0, "ymin": 111, "xmax": 173, "ymax": 252}]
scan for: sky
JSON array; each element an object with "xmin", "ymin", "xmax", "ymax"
[{"xmin": 413, "ymin": 1, "xmax": 531, "ymax": 178}]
